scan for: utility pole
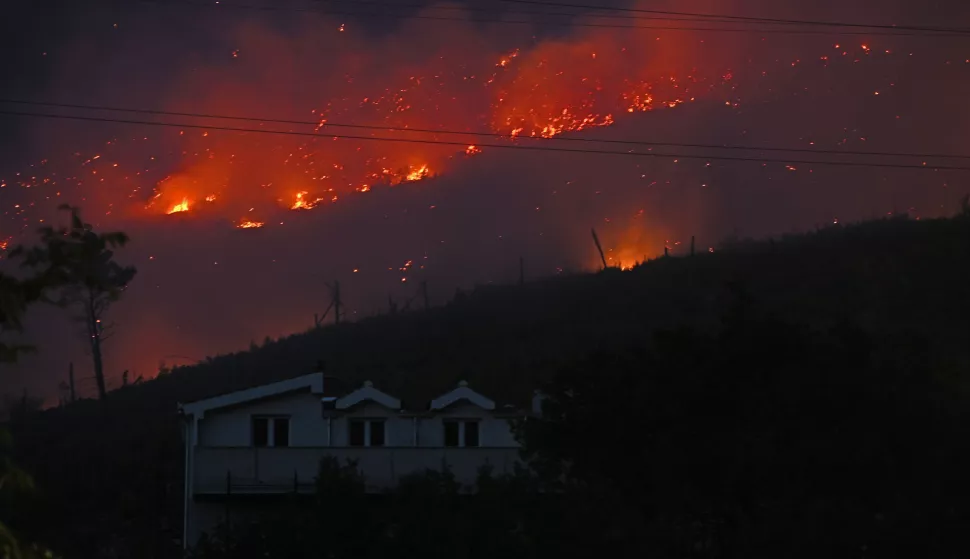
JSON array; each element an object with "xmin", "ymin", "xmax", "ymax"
[
  {"xmin": 590, "ymin": 228, "xmax": 608, "ymax": 270},
  {"xmin": 333, "ymin": 280, "xmax": 342, "ymax": 325},
  {"xmin": 691, "ymin": 235, "xmax": 696, "ymax": 257},
  {"xmin": 519, "ymin": 257, "xmax": 525, "ymax": 285},
  {"xmin": 315, "ymin": 280, "xmax": 343, "ymax": 327},
  {"xmin": 69, "ymin": 362, "xmax": 76, "ymax": 403},
  {"xmin": 420, "ymin": 280, "xmax": 429, "ymax": 311}
]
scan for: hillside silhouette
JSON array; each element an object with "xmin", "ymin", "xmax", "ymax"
[{"xmin": 6, "ymin": 210, "xmax": 970, "ymax": 557}]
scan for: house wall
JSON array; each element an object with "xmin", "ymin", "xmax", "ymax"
[
  {"xmin": 198, "ymin": 390, "xmax": 326, "ymax": 447},
  {"xmin": 197, "ymin": 396, "xmax": 517, "ymax": 450},
  {"xmin": 188, "ymin": 394, "xmax": 523, "ymax": 548},
  {"xmin": 417, "ymin": 403, "xmax": 518, "ymax": 447},
  {"xmin": 329, "ymin": 403, "xmax": 415, "ymax": 446}
]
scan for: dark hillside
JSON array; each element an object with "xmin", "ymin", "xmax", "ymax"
[{"xmin": 7, "ymin": 212, "xmax": 970, "ymax": 557}]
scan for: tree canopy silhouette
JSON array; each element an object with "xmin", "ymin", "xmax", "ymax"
[
  {"xmin": 0, "ymin": 264, "xmax": 52, "ymax": 364},
  {"xmin": 518, "ymin": 309, "xmax": 970, "ymax": 557},
  {"xmin": 11, "ymin": 205, "xmax": 136, "ymax": 399}
]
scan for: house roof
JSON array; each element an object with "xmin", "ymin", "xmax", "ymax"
[
  {"xmin": 429, "ymin": 381, "xmax": 496, "ymax": 411},
  {"xmin": 335, "ymin": 380, "xmax": 401, "ymax": 410},
  {"xmin": 178, "ymin": 372, "xmax": 324, "ymax": 418},
  {"xmin": 177, "ymin": 369, "xmax": 532, "ymax": 417}
]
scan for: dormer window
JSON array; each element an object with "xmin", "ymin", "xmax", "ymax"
[
  {"xmin": 349, "ymin": 419, "xmax": 386, "ymax": 447},
  {"xmin": 443, "ymin": 419, "xmax": 480, "ymax": 448},
  {"xmin": 252, "ymin": 416, "xmax": 290, "ymax": 447}
]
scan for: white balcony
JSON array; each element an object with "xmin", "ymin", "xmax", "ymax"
[{"xmin": 192, "ymin": 446, "xmax": 522, "ymax": 495}]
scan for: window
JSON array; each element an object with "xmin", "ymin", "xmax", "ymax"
[
  {"xmin": 464, "ymin": 421, "xmax": 479, "ymax": 448},
  {"xmin": 443, "ymin": 420, "xmax": 480, "ymax": 448},
  {"xmin": 252, "ymin": 416, "xmax": 289, "ymax": 447},
  {"xmin": 349, "ymin": 420, "xmax": 365, "ymax": 447},
  {"xmin": 348, "ymin": 419, "xmax": 386, "ymax": 447},
  {"xmin": 444, "ymin": 421, "xmax": 460, "ymax": 447},
  {"xmin": 252, "ymin": 417, "xmax": 269, "ymax": 447},
  {"xmin": 273, "ymin": 417, "xmax": 290, "ymax": 447},
  {"xmin": 370, "ymin": 420, "xmax": 385, "ymax": 447}
]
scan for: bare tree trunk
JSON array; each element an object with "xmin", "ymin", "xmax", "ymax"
[
  {"xmin": 333, "ymin": 281, "xmax": 342, "ymax": 325},
  {"xmin": 87, "ymin": 297, "xmax": 106, "ymax": 400},
  {"xmin": 69, "ymin": 362, "xmax": 76, "ymax": 402}
]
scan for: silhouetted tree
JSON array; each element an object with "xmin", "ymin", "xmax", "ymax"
[
  {"xmin": 1, "ymin": 429, "xmax": 57, "ymax": 559},
  {"xmin": 12, "ymin": 205, "xmax": 136, "ymax": 399},
  {"xmin": 518, "ymin": 306, "xmax": 970, "ymax": 557},
  {"xmin": 0, "ymin": 261, "xmax": 52, "ymax": 364},
  {"xmin": 0, "ymin": 247, "xmax": 59, "ymax": 558}
]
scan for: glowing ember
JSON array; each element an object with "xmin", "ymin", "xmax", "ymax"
[
  {"xmin": 465, "ymin": 145, "xmax": 482, "ymax": 156},
  {"xmin": 167, "ymin": 198, "xmax": 190, "ymax": 214},
  {"xmin": 405, "ymin": 165, "xmax": 431, "ymax": 182},
  {"xmin": 205, "ymin": 194, "xmax": 217, "ymax": 202},
  {"xmin": 291, "ymin": 191, "xmax": 323, "ymax": 210},
  {"xmin": 237, "ymin": 219, "xmax": 264, "ymax": 229}
]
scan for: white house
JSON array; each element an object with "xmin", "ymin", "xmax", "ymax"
[{"xmin": 178, "ymin": 372, "xmax": 534, "ymax": 548}]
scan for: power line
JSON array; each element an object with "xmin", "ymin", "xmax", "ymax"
[
  {"xmin": 488, "ymin": 0, "xmax": 970, "ymax": 34},
  {"xmin": 3, "ymin": 108, "xmax": 968, "ymax": 171},
  {"xmin": 147, "ymin": 0, "xmax": 752, "ymax": 25},
  {"xmin": 5, "ymin": 99, "xmax": 968, "ymax": 161},
  {"xmin": 131, "ymin": 0, "xmax": 969, "ymax": 37},
  {"xmin": 316, "ymin": 0, "xmax": 793, "ymax": 26}
]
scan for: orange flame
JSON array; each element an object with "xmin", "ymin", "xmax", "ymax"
[
  {"xmin": 405, "ymin": 164, "xmax": 431, "ymax": 182},
  {"xmin": 167, "ymin": 198, "xmax": 190, "ymax": 214},
  {"xmin": 129, "ymin": 28, "xmax": 738, "ymax": 227},
  {"xmin": 291, "ymin": 191, "xmax": 323, "ymax": 210},
  {"xmin": 237, "ymin": 219, "xmax": 264, "ymax": 229}
]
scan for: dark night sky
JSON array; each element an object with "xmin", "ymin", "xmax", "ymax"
[{"xmin": 1, "ymin": 0, "xmax": 969, "ymax": 403}]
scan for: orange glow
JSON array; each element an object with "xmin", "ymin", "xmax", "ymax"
[
  {"xmin": 237, "ymin": 219, "xmax": 264, "ymax": 229},
  {"xmin": 33, "ymin": 18, "xmax": 740, "ymax": 230},
  {"xmin": 167, "ymin": 198, "xmax": 190, "ymax": 214},
  {"xmin": 405, "ymin": 164, "xmax": 431, "ymax": 182},
  {"xmin": 594, "ymin": 221, "xmax": 677, "ymax": 271},
  {"xmin": 291, "ymin": 191, "xmax": 323, "ymax": 210}
]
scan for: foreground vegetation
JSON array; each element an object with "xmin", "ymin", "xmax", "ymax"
[{"xmin": 5, "ymin": 211, "xmax": 970, "ymax": 557}]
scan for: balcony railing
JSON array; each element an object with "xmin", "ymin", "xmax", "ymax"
[{"xmin": 192, "ymin": 446, "xmax": 522, "ymax": 495}]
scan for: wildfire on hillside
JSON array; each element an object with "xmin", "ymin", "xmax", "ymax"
[
  {"xmin": 114, "ymin": 25, "xmax": 740, "ymax": 228},
  {"xmin": 0, "ymin": 4, "xmax": 922, "ymax": 248},
  {"xmin": 167, "ymin": 198, "xmax": 190, "ymax": 214}
]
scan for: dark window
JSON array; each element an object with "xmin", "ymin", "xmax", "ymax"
[
  {"xmin": 273, "ymin": 417, "xmax": 290, "ymax": 447},
  {"xmin": 349, "ymin": 420, "xmax": 365, "ymax": 447},
  {"xmin": 444, "ymin": 421, "xmax": 460, "ymax": 447},
  {"xmin": 252, "ymin": 417, "xmax": 269, "ymax": 447},
  {"xmin": 464, "ymin": 421, "xmax": 480, "ymax": 447},
  {"xmin": 370, "ymin": 420, "xmax": 385, "ymax": 447}
]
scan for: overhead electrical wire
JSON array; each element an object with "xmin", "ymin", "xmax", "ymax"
[
  {"xmin": 3, "ymin": 109, "xmax": 968, "ymax": 172},
  {"xmin": 4, "ymin": 99, "xmax": 969, "ymax": 162},
  {"xmin": 315, "ymin": 0, "xmax": 806, "ymax": 26},
  {"xmin": 485, "ymin": 0, "xmax": 970, "ymax": 34},
  {"xmin": 153, "ymin": 0, "xmax": 768, "ymax": 25},
  {"xmin": 131, "ymin": 0, "xmax": 970, "ymax": 37}
]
